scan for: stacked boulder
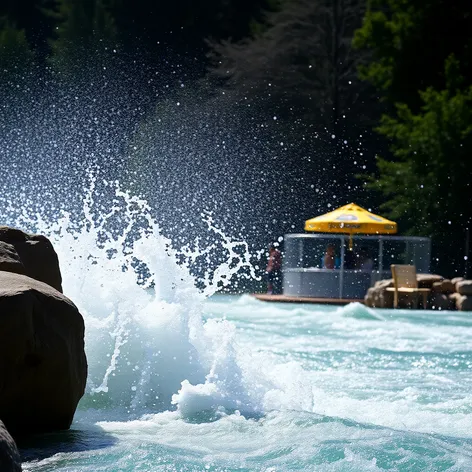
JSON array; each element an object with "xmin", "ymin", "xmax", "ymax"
[
  {"xmin": 364, "ymin": 274, "xmax": 443, "ymax": 309},
  {"xmin": 429, "ymin": 278, "xmax": 456, "ymax": 310},
  {"xmin": 365, "ymin": 274, "xmax": 472, "ymax": 310},
  {"xmin": 448, "ymin": 278, "xmax": 472, "ymax": 311},
  {"xmin": 364, "ymin": 279, "xmax": 395, "ymax": 309},
  {"xmin": 0, "ymin": 226, "xmax": 87, "ymax": 449}
]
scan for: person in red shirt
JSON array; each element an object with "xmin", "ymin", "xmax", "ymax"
[{"xmin": 266, "ymin": 244, "xmax": 282, "ymax": 294}]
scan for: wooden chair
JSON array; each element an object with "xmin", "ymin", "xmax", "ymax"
[{"xmin": 386, "ymin": 265, "xmax": 430, "ymax": 309}]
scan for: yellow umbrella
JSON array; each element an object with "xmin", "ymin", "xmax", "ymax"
[{"xmin": 304, "ymin": 203, "xmax": 397, "ymax": 249}]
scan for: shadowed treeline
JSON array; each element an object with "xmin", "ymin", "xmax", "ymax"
[{"xmin": 0, "ymin": 0, "xmax": 471, "ymax": 277}]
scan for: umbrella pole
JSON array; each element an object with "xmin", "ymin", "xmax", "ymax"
[{"xmin": 349, "ymin": 234, "xmax": 353, "ymax": 251}]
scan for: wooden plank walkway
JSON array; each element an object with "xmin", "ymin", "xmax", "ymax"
[{"xmin": 252, "ymin": 294, "xmax": 364, "ymax": 305}]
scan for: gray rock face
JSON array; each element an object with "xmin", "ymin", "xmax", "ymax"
[
  {"xmin": 0, "ymin": 272, "xmax": 87, "ymax": 438},
  {"xmin": 0, "ymin": 226, "xmax": 62, "ymax": 293},
  {"xmin": 0, "ymin": 420, "xmax": 21, "ymax": 471}
]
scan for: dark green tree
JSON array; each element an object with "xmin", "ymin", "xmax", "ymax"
[
  {"xmin": 355, "ymin": 0, "xmax": 472, "ymax": 277},
  {"xmin": 353, "ymin": 0, "xmax": 472, "ymax": 111},
  {"xmin": 0, "ymin": 1, "xmax": 61, "ymax": 65},
  {"xmin": 0, "ymin": 19, "xmax": 35, "ymax": 86},
  {"xmin": 208, "ymin": 0, "xmax": 367, "ymax": 133},
  {"xmin": 48, "ymin": 0, "xmax": 117, "ymax": 78}
]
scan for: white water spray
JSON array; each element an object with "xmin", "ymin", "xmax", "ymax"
[{"xmin": 22, "ymin": 176, "xmax": 265, "ymax": 418}]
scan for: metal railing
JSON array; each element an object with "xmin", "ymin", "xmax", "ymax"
[{"xmin": 283, "ymin": 234, "xmax": 431, "ymax": 298}]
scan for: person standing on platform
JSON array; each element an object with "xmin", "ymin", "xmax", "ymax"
[
  {"xmin": 266, "ymin": 244, "xmax": 282, "ymax": 294},
  {"xmin": 324, "ymin": 244, "xmax": 336, "ymax": 269}
]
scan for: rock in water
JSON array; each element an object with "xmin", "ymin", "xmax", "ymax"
[
  {"xmin": 0, "ymin": 226, "xmax": 62, "ymax": 293},
  {"xmin": 0, "ymin": 421, "xmax": 21, "ymax": 471},
  {"xmin": 0, "ymin": 272, "xmax": 87, "ymax": 438}
]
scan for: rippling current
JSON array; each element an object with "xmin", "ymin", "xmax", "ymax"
[
  {"xmin": 11, "ymin": 185, "xmax": 472, "ymax": 471},
  {"xmin": 19, "ymin": 295, "xmax": 472, "ymax": 471}
]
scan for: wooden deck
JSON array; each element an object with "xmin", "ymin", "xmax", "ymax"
[{"xmin": 252, "ymin": 294, "xmax": 364, "ymax": 305}]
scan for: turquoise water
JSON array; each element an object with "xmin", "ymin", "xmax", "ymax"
[
  {"xmin": 9, "ymin": 188, "xmax": 471, "ymax": 471},
  {"xmin": 21, "ymin": 295, "xmax": 472, "ymax": 471}
]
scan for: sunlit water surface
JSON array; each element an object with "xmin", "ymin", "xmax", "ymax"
[
  {"xmin": 20, "ymin": 294, "xmax": 472, "ymax": 471},
  {"xmin": 12, "ymin": 187, "xmax": 472, "ymax": 472}
]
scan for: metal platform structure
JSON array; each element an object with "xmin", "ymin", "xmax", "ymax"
[
  {"xmin": 283, "ymin": 233, "xmax": 431, "ymax": 300},
  {"xmin": 253, "ymin": 294, "xmax": 364, "ymax": 305}
]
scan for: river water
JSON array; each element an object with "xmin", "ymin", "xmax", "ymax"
[
  {"xmin": 20, "ymin": 295, "xmax": 472, "ymax": 472},
  {"xmin": 12, "ymin": 186, "xmax": 472, "ymax": 471}
]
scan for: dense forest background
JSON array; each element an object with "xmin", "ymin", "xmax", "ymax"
[{"xmin": 0, "ymin": 0, "xmax": 471, "ymax": 277}]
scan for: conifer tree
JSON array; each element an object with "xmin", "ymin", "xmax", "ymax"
[
  {"xmin": 354, "ymin": 0, "xmax": 472, "ymax": 276},
  {"xmin": 49, "ymin": 0, "xmax": 117, "ymax": 79}
]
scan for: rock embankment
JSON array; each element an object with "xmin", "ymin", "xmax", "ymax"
[
  {"xmin": 448, "ymin": 279, "xmax": 472, "ymax": 311},
  {"xmin": 365, "ymin": 275, "xmax": 472, "ymax": 310}
]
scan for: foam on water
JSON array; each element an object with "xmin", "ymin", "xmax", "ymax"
[
  {"xmin": 204, "ymin": 295, "xmax": 472, "ymax": 437},
  {"xmin": 6, "ymin": 178, "xmax": 472, "ymax": 470},
  {"xmin": 337, "ymin": 302, "xmax": 386, "ymax": 321},
  {"xmin": 23, "ymin": 176, "xmax": 306, "ymax": 422}
]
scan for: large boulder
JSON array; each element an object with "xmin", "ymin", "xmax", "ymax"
[
  {"xmin": 456, "ymin": 280, "xmax": 472, "ymax": 296},
  {"xmin": 0, "ymin": 227, "xmax": 62, "ymax": 293},
  {"xmin": 432, "ymin": 279, "xmax": 455, "ymax": 294},
  {"xmin": 0, "ymin": 272, "xmax": 87, "ymax": 438},
  {"xmin": 0, "ymin": 242, "xmax": 26, "ymax": 276},
  {"xmin": 429, "ymin": 292, "xmax": 455, "ymax": 310},
  {"xmin": 0, "ymin": 421, "xmax": 21, "ymax": 471},
  {"xmin": 450, "ymin": 293, "xmax": 472, "ymax": 311},
  {"xmin": 451, "ymin": 277, "xmax": 464, "ymax": 286},
  {"xmin": 417, "ymin": 274, "xmax": 443, "ymax": 289},
  {"xmin": 364, "ymin": 279, "xmax": 394, "ymax": 308},
  {"xmin": 459, "ymin": 296, "xmax": 472, "ymax": 311}
]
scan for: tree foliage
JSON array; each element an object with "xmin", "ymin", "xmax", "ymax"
[
  {"xmin": 48, "ymin": 0, "xmax": 117, "ymax": 77},
  {"xmin": 0, "ymin": 19, "xmax": 34, "ymax": 67},
  {"xmin": 369, "ymin": 56, "xmax": 471, "ymax": 221},
  {"xmin": 354, "ymin": 0, "xmax": 472, "ymax": 110},
  {"xmin": 0, "ymin": 19, "xmax": 35, "ymax": 88},
  {"xmin": 0, "ymin": 0, "xmax": 275, "ymax": 77},
  {"xmin": 356, "ymin": 0, "xmax": 472, "ymax": 275},
  {"xmin": 208, "ymin": 0, "xmax": 368, "ymax": 132}
]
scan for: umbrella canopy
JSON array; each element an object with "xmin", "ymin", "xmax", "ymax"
[{"xmin": 305, "ymin": 203, "xmax": 397, "ymax": 235}]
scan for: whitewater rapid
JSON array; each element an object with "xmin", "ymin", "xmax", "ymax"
[
  {"xmin": 27, "ymin": 178, "xmax": 280, "ymax": 422},
  {"xmin": 10, "ymin": 180, "xmax": 472, "ymax": 471}
]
